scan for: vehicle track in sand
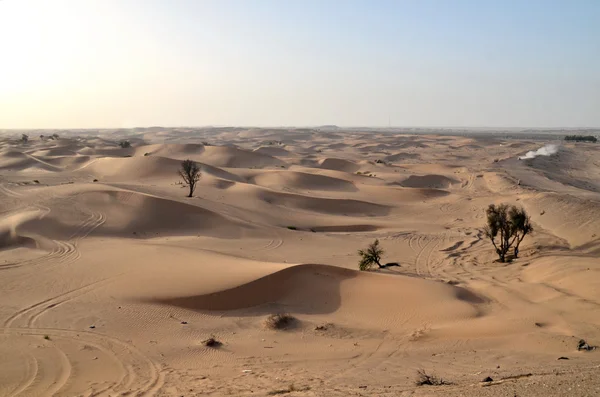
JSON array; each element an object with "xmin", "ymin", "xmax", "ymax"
[
  {"xmin": 413, "ymin": 235, "xmax": 443, "ymax": 278},
  {"xmin": 4, "ymin": 327, "xmax": 164, "ymax": 397}
]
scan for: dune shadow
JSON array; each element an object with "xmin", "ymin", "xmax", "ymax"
[{"xmin": 151, "ymin": 264, "xmax": 357, "ymax": 316}]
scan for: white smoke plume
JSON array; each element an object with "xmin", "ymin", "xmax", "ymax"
[{"xmin": 518, "ymin": 144, "xmax": 559, "ymax": 160}]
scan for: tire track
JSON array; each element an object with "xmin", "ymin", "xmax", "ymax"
[
  {"xmin": 425, "ymin": 238, "xmax": 442, "ymax": 276},
  {"xmin": 45, "ymin": 341, "xmax": 72, "ymax": 396},
  {"xmin": 5, "ymin": 327, "xmax": 162, "ymax": 396},
  {"xmin": 408, "ymin": 234, "xmax": 418, "ymax": 253},
  {"xmin": 414, "ymin": 236, "xmax": 428, "ymax": 276},
  {"xmin": 0, "ymin": 183, "xmax": 22, "ymax": 198},
  {"xmin": 413, "ymin": 235, "xmax": 443, "ymax": 278},
  {"xmin": 10, "ymin": 201, "xmax": 106, "ymax": 270},
  {"xmin": 8, "ymin": 354, "xmax": 38, "ymax": 397},
  {"xmin": 4, "ymin": 276, "xmax": 119, "ymax": 329}
]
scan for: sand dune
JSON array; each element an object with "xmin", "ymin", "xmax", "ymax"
[
  {"xmin": 256, "ymin": 188, "xmax": 390, "ymax": 216},
  {"xmin": 253, "ymin": 146, "xmax": 292, "ymax": 156},
  {"xmin": 134, "ymin": 143, "xmax": 206, "ymax": 160},
  {"xmin": 79, "ymin": 155, "xmax": 244, "ymax": 182},
  {"xmin": 75, "ymin": 189, "xmax": 255, "ymax": 238},
  {"xmin": 0, "ymin": 151, "xmax": 62, "ymax": 172},
  {"xmin": 29, "ymin": 147, "xmax": 79, "ymax": 157},
  {"xmin": 155, "ymin": 264, "xmax": 483, "ymax": 326},
  {"xmin": 198, "ymin": 146, "xmax": 285, "ymax": 168},
  {"xmin": 522, "ymin": 192, "xmax": 600, "ymax": 247},
  {"xmin": 398, "ymin": 174, "xmax": 459, "ymax": 189},
  {"xmin": 384, "ymin": 152, "xmax": 421, "ymax": 162},
  {"xmin": 318, "ymin": 157, "xmax": 360, "ymax": 173},
  {"xmin": 0, "ymin": 209, "xmax": 45, "ymax": 250},
  {"xmin": 250, "ymin": 170, "xmax": 357, "ymax": 192}
]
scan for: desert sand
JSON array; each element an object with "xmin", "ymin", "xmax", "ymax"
[{"xmin": 1, "ymin": 127, "xmax": 600, "ymax": 396}]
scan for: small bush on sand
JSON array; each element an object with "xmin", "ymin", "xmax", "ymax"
[
  {"xmin": 287, "ymin": 226, "xmax": 297, "ymax": 230},
  {"xmin": 265, "ymin": 313, "xmax": 295, "ymax": 330},
  {"xmin": 43, "ymin": 335, "xmax": 50, "ymax": 340},
  {"xmin": 268, "ymin": 384, "xmax": 309, "ymax": 395},
  {"xmin": 119, "ymin": 140, "xmax": 131, "ymax": 148},
  {"xmin": 415, "ymin": 369, "xmax": 449, "ymax": 386},
  {"xmin": 358, "ymin": 239, "xmax": 384, "ymax": 271},
  {"xmin": 202, "ymin": 336, "xmax": 222, "ymax": 348}
]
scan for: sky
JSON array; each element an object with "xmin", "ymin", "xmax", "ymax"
[{"xmin": 0, "ymin": 0, "xmax": 599, "ymax": 129}]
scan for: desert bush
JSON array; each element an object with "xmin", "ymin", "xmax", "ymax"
[
  {"xmin": 484, "ymin": 204, "xmax": 532, "ymax": 262},
  {"xmin": 119, "ymin": 140, "xmax": 131, "ymax": 148},
  {"xmin": 415, "ymin": 369, "xmax": 448, "ymax": 386},
  {"xmin": 564, "ymin": 135, "xmax": 597, "ymax": 143},
  {"xmin": 265, "ymin": 313, "xmax": 295, "ymax": 330},
  {"xmin": 21, "ymin": 134, "xmax": 29, "ymax": 143},
  {"xmin": 178, "ymin": 159, "xmax": 201, "ymax": 197},
  {"xmin": 358, "ymin": 239, "xmax": 384, "ymax": 271},
  {"xmin": 202, "ymin": 336, "xmax": 222, "ymax": 348},
  {"xmin": 268, "ymin": 384, "xmax": 308, "ymax": 395}
]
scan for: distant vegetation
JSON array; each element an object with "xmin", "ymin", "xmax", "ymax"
[
  {"xmin": 178, "ymin": 159, "xmax": 201, "ymax": 197},
  {"xmin": 564, "ymin": 135, "xmax": 597, "ymax": 142},
  {"xmin": 119, "ymin": 140, "xmax": 131, "ymax": 148},
  {"xmin": 484, "ymin": 204, "xmax": 532, "ymax": 262},
  {"xmin": 21, "ymin": 134, "xmax": 28, "ymax": 143}
]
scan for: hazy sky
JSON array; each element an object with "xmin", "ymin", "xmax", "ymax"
[{"xmin": 1, "ymin": 0, "xmax": 599, "ymax": 129}]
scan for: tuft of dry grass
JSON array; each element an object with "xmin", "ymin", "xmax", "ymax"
[
  {"xmin": 265, "ymin": 313, "xmax": 295, "ymax": 330},
  {"xmin": 268, "ymin": 384, "xmax": 309, "ymax": 395},
  {"xmin": 415, "ymin": 369, "xmax": 449, "ymax": 386},
  {"xmin": 202, "ymin": 336, "xmax": 222, "ymax": 348}
]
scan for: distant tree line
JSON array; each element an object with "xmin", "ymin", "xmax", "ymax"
[{"xmin": 564, "ymin": 135, "xmax": 597, "ymax": 143}]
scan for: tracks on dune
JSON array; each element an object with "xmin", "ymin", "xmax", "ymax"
[
  {"xmin": 0, "ymin": 189, "xmax": 164, "ymax": 395},
  {"xmin": 4, "ymin": 327, "xmax": 164, "ymax": 397},
  {"xmin": 2, "ymin": 268, "xmax": 165, "ymax": 396},
  {"xmin": 3, "ymin": 276, "xmax": 120, "ymax": 329},
  {"xmin": 409, "ymin": 234, "xmax": 442, "ymax": 278},
  {"xmin": 0, "ymin": 183, "xmax": 23, "ymax": 198},
  {"xmin": 7, "ymin": 195, "xmax": 106, "ymax": 271}
]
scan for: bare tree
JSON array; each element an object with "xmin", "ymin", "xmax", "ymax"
[
  {"xmin": 484, "ymin": 204, "xmax": 532, "ymax": 262},
  {"xmin": 178, "ymin": 159, "xmax": 201, "ymax": 197}
]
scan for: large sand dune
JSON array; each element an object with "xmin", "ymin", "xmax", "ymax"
[
  {"xmin": 250, "ymin": 170, "xmax": 358, "ymax": 192},
  {"xmin": 1, "ymin": 129, "xmax": 600, "ymax": 396},
  {"xmin": 398, "ymin": 174, "xmax": 459, "ymax": 189}
]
